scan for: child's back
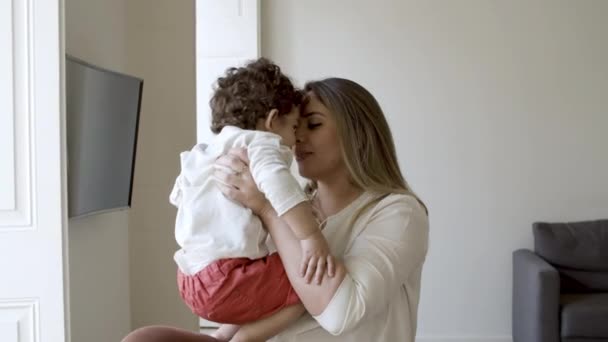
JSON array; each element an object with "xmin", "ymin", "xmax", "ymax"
[
  {"xmin": 170, "ymin": 58, "xmax": 304, "ymax": 276},
  {"xmin": 170, "ymin": 126, "xmax": 296, "ymax": 275}
]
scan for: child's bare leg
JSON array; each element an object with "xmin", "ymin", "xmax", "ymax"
[
  {"xmin": 231, "ymin": 304, "xmax": 306, "ymax": 342},
  {"xmin": 210, "ymin": 324, "xmax": 240, "ymax": 341}
]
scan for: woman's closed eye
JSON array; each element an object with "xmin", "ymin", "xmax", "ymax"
[{"xmin": 308, "ymin": 123, "xmax": 322, "ymax": 129}]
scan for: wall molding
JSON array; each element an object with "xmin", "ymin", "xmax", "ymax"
[
  {"xmin": 0, "ymin": 0, "xmax": 34, "ymax": 229},
  {"xmin": 0, "ymin": 298, "xmax": 39, "ymax": 342}
]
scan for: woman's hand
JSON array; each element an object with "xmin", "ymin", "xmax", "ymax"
[{"xmin": 214, "ymin": 148, "xmax": 271, "ymax": 216}]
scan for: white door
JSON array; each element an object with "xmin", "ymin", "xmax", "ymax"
[
  {"xmin": 195, "ymin": 0, "xmax": 260, "ymax": 329},
  {"xmin": 0, "ymin": 0, "xmax": 68, "ymax": 341}
]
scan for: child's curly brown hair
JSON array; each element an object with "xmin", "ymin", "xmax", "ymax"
[{"xmin": 209, "ymin": 58, "xmax": 303, "ymax": 134}]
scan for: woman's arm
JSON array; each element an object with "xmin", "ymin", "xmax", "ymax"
[
  {"xmin": 312, "ymin": 195, "xmax": 428, "ymax": 335},
  {"xmin": 260, "ymin": 194, "xmax": 429, "ymax": 335},
  {"xmin": 215, "ymin": 150, "xmax": 429, "ymax": 335},
  {"xmin": 214, "ymin": 150, "xmax": 345, "ymax": 314},
  {"xmin": 257, "ymin": 205, "xmax": 347, "ymax": 316}
]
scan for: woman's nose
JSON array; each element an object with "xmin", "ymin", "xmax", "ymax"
[{"xmin": 295, "ymin": 126, "xmax": 305, "ymax": 143}]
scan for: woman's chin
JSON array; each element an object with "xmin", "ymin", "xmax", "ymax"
[{"xmin": 296, "ymin": 162, "xmax": 313, "ymax": 179}]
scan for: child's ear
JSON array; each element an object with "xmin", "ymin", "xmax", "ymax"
[{"xmin": 264, "ymin": 109, "xmax": 279, "ymax": 131}]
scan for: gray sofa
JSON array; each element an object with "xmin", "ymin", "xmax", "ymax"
[{"xmin": 512, "ymin": 219, "xmax": 608, "ymax": 342}]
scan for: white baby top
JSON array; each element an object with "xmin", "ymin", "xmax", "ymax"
[{"xmin": 170, "ymin": 126, "xmax": 308, "ymax": 275}]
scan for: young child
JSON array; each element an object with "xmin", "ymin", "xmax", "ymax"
[{"xmin": 169, "ymin": 58, "xmax": 333, "ymax": 341}]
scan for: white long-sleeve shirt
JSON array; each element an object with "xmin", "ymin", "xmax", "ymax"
[
  {"xmin": 169, "ymin": 126, "xmax": 308, "ymax": 275},
  {"xmin": 268, "ymin": 192, "xmax": 429, "ymax": 342}
]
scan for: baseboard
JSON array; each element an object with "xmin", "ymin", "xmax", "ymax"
[{"xmin": 416, "ymin": 336, "xmax": 512, "ymax": 342}]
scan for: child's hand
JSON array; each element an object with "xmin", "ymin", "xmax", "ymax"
[{"xmin": 299, "ymin": 231, "xmax": 335, "ymax": 285}]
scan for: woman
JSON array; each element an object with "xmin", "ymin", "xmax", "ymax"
[{"xmin": 123, "ymin": 78, "xmax": 429, "ymax": 342}]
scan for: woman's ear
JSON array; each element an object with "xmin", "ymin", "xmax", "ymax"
[{"xmin": 264, "ymin": 109, "xmax": 279, "ymax": 131}]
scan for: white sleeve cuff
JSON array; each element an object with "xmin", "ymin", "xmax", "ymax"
[
  {"xmin": 273, "ymin": 193, "xmax": 309, "ymax": 217},
  {"xmin": 313, "ymin": 273, "xmax": 357, "ymax": 336}
]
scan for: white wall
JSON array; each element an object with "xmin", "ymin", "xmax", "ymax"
[
  {"xmin": 262, "ymin": 0, "xmax": 608, "ymax": 341},
  {"xmin": 67, "ymin": 212, "xmax": 131, "ymax": 342},
  {"xmin": 65, "ymin": 0, "xmax": 132, "ymax": 341},
  {"xmin": 126, "ymin": 0, "xmax": 198, "ymax": 330},
  {"xmin": 66, "ymin": 0, "xmax": 198, "ymax": 336}
]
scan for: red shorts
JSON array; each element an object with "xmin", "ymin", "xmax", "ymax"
[{"xmin": 177, "ymin": 253, "xmax": 300, "ymax": 324}]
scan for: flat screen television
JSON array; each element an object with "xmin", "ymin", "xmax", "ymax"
[{"xmin": 66, "ymin": 55, "xmax": 143, "ymax": 218}]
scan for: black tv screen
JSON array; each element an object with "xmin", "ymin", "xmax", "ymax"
[{"xmin": 66, "ymin": 55, "xmax": 143, "ymax": 218}]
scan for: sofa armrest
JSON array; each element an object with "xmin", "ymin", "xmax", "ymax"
[{"xmin": 512, "ymin": 249, "xmax": 560, "ymax": 342}]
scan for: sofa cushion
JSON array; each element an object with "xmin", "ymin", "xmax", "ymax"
[
  {"xmin": 534, "ymin": 220, "xmax": 608, "ymax": 271},
  {"xmin": 561, "ymin": 293, "xmax": 608, "ymax": 338},
  {"xmin": 559, "ymin": 268, "xmax": 608, "ymax": 292}
]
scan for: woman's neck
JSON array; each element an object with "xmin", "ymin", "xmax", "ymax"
[{"xmin": 315, "ymin": 174, "xmax": 363, "ymax": 217}]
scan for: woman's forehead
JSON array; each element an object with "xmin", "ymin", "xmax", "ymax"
[{"xmin": 302, "ymin": 96, "xmax": 328, "ymax": 117}]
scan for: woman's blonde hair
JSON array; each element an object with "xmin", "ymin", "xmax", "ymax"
[{"xmin": 304, "ymin": 78, "xmax": 428, "ymax": 214}]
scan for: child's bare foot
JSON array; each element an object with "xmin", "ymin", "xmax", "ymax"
[{"xmin": 210, "ymin": 324, "xmax": 240, "ymax": 341}]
